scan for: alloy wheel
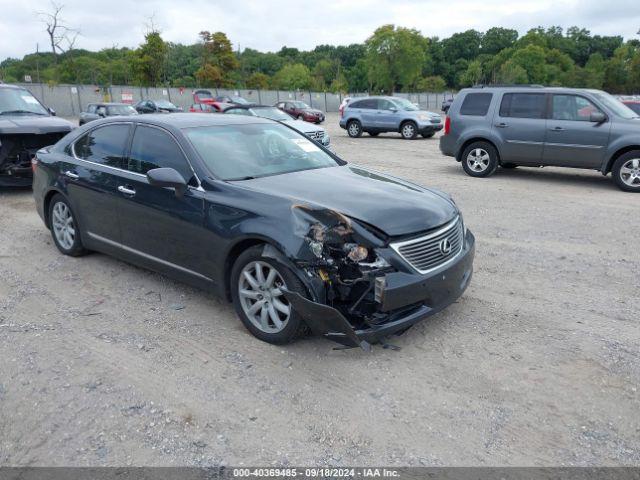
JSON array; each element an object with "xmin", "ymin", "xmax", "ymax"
[
  {"xmin": 238, "ymin": 261, "xmax": 291, "ymax": 333},
  {"xmin": 619, "ymin": 158, "xmax": 640, "ymax": 187},
  {"xmin": 348, "ymin": 122, "xmax": 360, "ymax": 136},
  {"xmin": 466, "ymin": 148, "xmax": 490, "ymax": 172},
  {"xmin": 402, "ymin": 123, "xmax": 415, "ymax": 138},
  {"xmin": 52, "ymin": 201, "xmax": 76, "ymax": 250}
]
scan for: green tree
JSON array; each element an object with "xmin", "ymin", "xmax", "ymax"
[
  {"xmin": 198, "ymin": 31, "xmax": 239, "ymax": 87},
  {"xmin": 132, "ymin": 30, "xmax": 167, "ymax": 86},
  {"xmin": 416, "ymin": 75, "xmax": 446, "ymax": 91},
  {"xmin": 481, "ymin": 28, "xmax": 518, "ymax": 55},
  {"xmin": 272, "ymin": 63, "xmax": 311, "ymax": 90},
  {"xmin": 364, "ymin": 24, "xmax": 426, "ymax": 93},
  {"xmin": 246, "ymin": 72, "xmax": 270, "ymax": 89}
]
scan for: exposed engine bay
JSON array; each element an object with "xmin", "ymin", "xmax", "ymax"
[{"xmin": 0, "ymin": 133, "xmax": 68, "ymax": 184}]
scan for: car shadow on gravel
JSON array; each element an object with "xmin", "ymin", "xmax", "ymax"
[{"xmin": 443, "ymin": 164, "xmax": 615, "ymax": 191}]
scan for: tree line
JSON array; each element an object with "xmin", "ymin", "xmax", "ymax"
[{"xmin": 2, "ymin": 24, "xmax": 640, "ymax": 93}]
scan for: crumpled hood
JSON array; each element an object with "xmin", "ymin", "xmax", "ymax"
[
  {"xmin": 282, "ymin": 119, "xmax": 325, "ymax": 134},
  {"xmin": 236, "ymin": 165, "xmax": 457, "ymax": 237},
  {"xmin": 0, "ymin": 115, "xmax": 75, "ymax": 135}
]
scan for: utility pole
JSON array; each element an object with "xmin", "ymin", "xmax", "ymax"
[{"xmin": 36, "ymin": 43, "xmax": 41, "ymax": 83}]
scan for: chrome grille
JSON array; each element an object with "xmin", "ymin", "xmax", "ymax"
[
  {"xmin": 306, "ymin": 130, "xmax": 324, "ymax": 141},
  {"xmin": 391, "ymin": 217, "xmax": 464, "ymax": 274}
]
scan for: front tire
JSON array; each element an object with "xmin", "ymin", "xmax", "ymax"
[
  {"xmin": 461, "ymin": 141, "xmax": 499, "ymax": 178},
  {"xmin": 48, "ymin": 194, "xmax": 87, "ymax": 256},
  {"xmin": 612, "ymin": 152, "xmax": 640, "ymax": 192},
  {"xmin": 347, "ymin": 120, "xmax": 363, "ymax": 138},
  {"xmin": 400, "ymin": 121, "xmax": 418, "ymax": 140},
  {"xmin": 231, "ymin": 246, "xmax": 309, "ymax": 345}
]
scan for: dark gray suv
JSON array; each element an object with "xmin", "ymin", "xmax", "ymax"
[{"xmin": 440, "ymin": 86, "xmax": 640, "ymax": 192}]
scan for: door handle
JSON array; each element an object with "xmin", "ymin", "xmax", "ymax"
[
  {"xmin": 118, "ymin": 185, "xmax": 136, "ymax": 196},
  {"xmin": 495, "ymin": 123, "xmax": 509, "ymax": 128},
  {"xmin": 549, "ymin": 126, "xmax": 565, "ymax": 131},
  {"xmin": 64, "ymin": 170, "xmax": 79, "ymax": 180}
]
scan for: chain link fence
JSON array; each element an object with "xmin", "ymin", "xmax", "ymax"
[{"xmin": 13, "ymin": 83, "xmax": 456, "ymax": 117}]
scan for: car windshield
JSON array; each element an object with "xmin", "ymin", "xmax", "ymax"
[
  {"xmin": 393, "ymin": 98, "xmax": 419, "ymax": 111},
  {"xmin": 0, "ymin": 88, "xmax": 48, "ymax": 115},
  {"xmin": 185, "ymin": 123, "xmax": 339, "ymax": 181},
  {"xmin": 292, "ymin": 101, "xmax": 309, "ymax": 109},
  {"xmin": 252, "ymin": 107, "xmax": 292, "ymax": 121},
  {"xmin": 156, "ymin": 100, "xmax": 177, "ymax": 109},
  {"xmin": 592, "ymin": 91, "xmax": 638, "ymax": 119},
  {"xmin": 107, "ymin": 105, "xmax": 137, "ymax": 115}
]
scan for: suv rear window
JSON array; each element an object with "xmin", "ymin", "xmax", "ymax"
[
  {"xmin": 459, "ymin": 93, "xmax": 492, "ymax": 116},
  {"xmin": 499, "ymin": 93, "xmax": 546, "ymax": 119}
]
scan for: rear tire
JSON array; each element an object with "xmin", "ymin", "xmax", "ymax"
[
  {"xmin": 48, "ymin": 194, "xmax": 87, "ymax": 256},
  {"xmin": 347, "ymin": 120, "xmax": 363, "ymax": 138},
  {"xmin": 400, "ymin": 121, "xmax": 418, "ymax": 140},
  {"xmin": 461, "ymin": 141, "xmax": 499, "ymax": 178},
  {"xmin": 231, "ymin": 245, "xmax": 309, "ymax": 345},
  {"xmin": 612, "ymin": 151, "xmax": 640, "ymax": 192}
]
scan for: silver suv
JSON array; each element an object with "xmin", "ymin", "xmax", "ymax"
[
  {"xmin": 439, "ymin": 86, "xmax": 640, "ymax": 192},
  {"xmin": 339, "ymin": 96, "xmax": 442, "ymax": 140}
]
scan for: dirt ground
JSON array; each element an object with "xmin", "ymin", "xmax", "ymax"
[{"xmin": 1, "ymin": 113, "xmax": 639, "ymax": 467}]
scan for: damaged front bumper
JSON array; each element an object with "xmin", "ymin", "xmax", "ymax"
[{"xmin": 283, "ymin": 230, "xmax": 475, "ymax": 350}]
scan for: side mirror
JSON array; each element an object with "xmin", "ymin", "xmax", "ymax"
[
  {"xmin": 48, "ymin": 107, "xmax": 56, "ymax": 116},
  {"xmin": 590, "ymin": 112, "xmax": 607, "ymax": 123},
  {"xmin": 98, "ymin": 111, "xmax": 106, "ymax": 118},
  {"xmin": 389, "ymin": 107, "xmax": 398, "ymax": 113},
  {"xmin": 146, "ymin": 167, "xmax": 187, "ymax": 196}
]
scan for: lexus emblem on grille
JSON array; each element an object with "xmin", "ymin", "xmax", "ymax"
[{"xmin": 439, "ymin": 238, "xmax": 452, "ymax": 256}]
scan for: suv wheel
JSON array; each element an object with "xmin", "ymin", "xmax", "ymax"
[
  {"xmin": 231, "ymin": 246, "xmax": 309, "ymax": 345},
  {"xmin": 461, "ymin": 142, "xmax": 499, "ymax": 178},
  {"xmin": 347, "ymin": 120, "xmax": 363, "ymax": 138},
  {"xmin": 612, "ymin": 152, "xmax": 640, "ymax": 192},
  {"xmin": 400, "ymin": 121, "xmax": 418, "ymax": 140},
  {"xmin": 48, "ymin": 194, "xmax": 87, "ymax": 256}
]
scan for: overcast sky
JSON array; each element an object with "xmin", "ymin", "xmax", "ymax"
[{"xmin": 1, "ymin": 0, "xmax": 639, "ymax": 60}]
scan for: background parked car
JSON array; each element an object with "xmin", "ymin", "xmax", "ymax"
[
  {"xmin": 621, "ymin": 99, "xmax": 640, "ymax": 115},
  {"xmin": 79, "ymin": 102, "xmax": 138, "ymax": 125},
  {"xmin": 440, "ymin": 85, "xmax": 640, "ymax": 192},
  {"xmin": 441, "ymin": 97, "xmax": 454, "ymax": 113},
  {"xmin": 340, "ymin": 96, "xmax": 442, "ymax": 139},
  {"xmin": 189, "ymin": 103, "xmax": 221, "ymax": 113},
  {"xmin": 223, "ymin": 104, "xmax": 330, "ymax": 147},
  {"xmin": 275, "ymin": 101, "xmax": 325, "ymax": 123},
  {"xmin": 0, "ymin": 83, "xmax": 74, "ymax": 186},
  {"xmin": 215, "ymin": 95, "xmax": 250, "ymax": 105},
  {"xmin": 134, "ymin": 99, "xmax": 182, "ymax": 114}
]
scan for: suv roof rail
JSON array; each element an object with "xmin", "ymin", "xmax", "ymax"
[{"xmin": 472, "ymin": 84, "xmax": 545, "ymax": 88}]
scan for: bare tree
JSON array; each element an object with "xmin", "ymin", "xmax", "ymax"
[{"xmin": 37, "ymin": 2, "xmax": 79, "ymax": 62}]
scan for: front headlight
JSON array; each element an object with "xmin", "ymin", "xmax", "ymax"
[{"xmin": 417, "ymin": 114, "xmax": 430, "ymax": 121}]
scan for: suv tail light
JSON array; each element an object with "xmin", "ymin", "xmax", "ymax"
[{"xmin": 444, "ymin": 116, "xmax": 451, "ymax": 135}]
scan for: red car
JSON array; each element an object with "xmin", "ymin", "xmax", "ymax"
[
  {"xmin": 192, "ymin": 90, "xmax": 230, "ymax": 112},
  {"xmin": 188, "ymin": 103, "xmax": 231, "ymax": 113},
  {"xmin": 275, "ymin": 101, "xmax": 325, "ymax": 123}
]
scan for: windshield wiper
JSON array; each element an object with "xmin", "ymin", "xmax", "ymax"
[
  {"xmin": 227, "ymin": 175, "xmax": 258, "ymax": 181},
  {"xmin": 0, "ymin": 110, "xmax": 47, "ymax": 116}
]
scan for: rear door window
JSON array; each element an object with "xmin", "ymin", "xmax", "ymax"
[
  {"xmin": 499, "ymin": 93, "xmax": 546, "ymax": 119},
  {"xmin": 125, "ymin": 125, "xmax": 195, "ymax": 185},
  {"xmin": 350, "ymin": 99, "xmax": 377, "ymax": 109},
  {"xmin": 73, "ymin": 124, "xmax": 130, "ymax": 168},
  {"xmin": 459, "ymin": 93, "xmax": 493, "ymax": 116}
]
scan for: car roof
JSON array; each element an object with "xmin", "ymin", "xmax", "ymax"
[
  {"xmin": 0, "ymin": 83, "xmax": 28, "ymax": 90},
  {"xmin": 105, "ymin": 112, "xmax": 274, "ymax": 129},
  {"xmin": 459, "ymin": 85, "xmax": 607, "ymax": 95}
]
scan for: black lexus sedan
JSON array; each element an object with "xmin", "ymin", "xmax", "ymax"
[{"xmin": 32, "ymin": 113, "xmax": 475, "ymax": 350}]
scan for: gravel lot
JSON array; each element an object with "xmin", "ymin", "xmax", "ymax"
[{"xmin": 1, "ymin": 113, "xmax": 639, "ymax": 467}]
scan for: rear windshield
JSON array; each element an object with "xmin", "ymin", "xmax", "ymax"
[{"xmin": 459, "ymin": 93, "xmax": 493, "ymax": 116}]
